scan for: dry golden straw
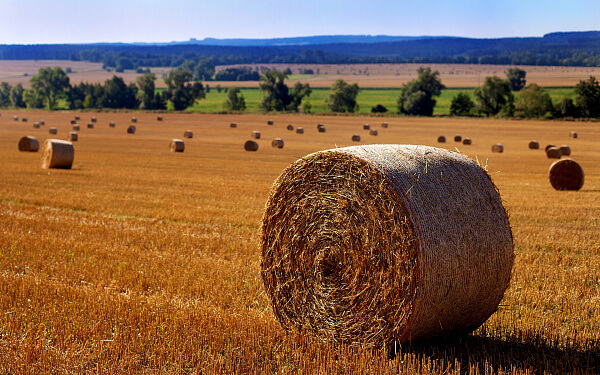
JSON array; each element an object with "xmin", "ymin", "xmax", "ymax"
[
  {"xmin": 492, "ymin": 143, "xmax": 504, "ymax": 153},
  {"xmin": 546, "ymin": 146, "xmax": 562, "ymax": 159},
  {"xmin": 244, "ymin": 140, "xmax": 259, "ymax": 152},
  {"xmin": 252, "ymin": 131, "xmax": 261, "ymax": 139},
  {"xmin": 261, "ymin": 144, "xmax": 514, "ymax": 348},
  {"xmin": 18, "ymin": 136, "xmax": 39, "ymax": 152},
  {"xmin": 529, "ymin": 141, "xmax": 540, "ymax": 149},
  {"xmin": 271, "ymin": 138, "xmax": 284, "ymax": 148},
  {"xmin": 463, "ymin": 138, "xmax": 472, "ymax": 145},
  {"xmin": 184, "ymin": 130, "xmax": 194, "ymax": 139},
  {"xmin": 438, "ymin": 136, "xmax": 446, "ymax": 143},
  {"xmin": 454, "ymin": 135, "xmax": 462, "ymax": 142},
  {"xmin": 127, "ymin": 125, "xmax": 136, "ymax": 134},
  {"xmin": 170, "ymin": 139, "xmax": 185, "ymax": 152},
  {"xmin": 351, "ymin": 134, "xmax": 361, "ymax": 142},
  {"xmin": 67, "ymin": 132, "xmax": 78, "ymax": 142},
  {"xmin": 41, "ymin": 139, "xmax": 74, "ymax": 169},
  {"xmin": 548, "ymin": 158, "xmax": 584, "ymax": 191},
  {"xmin": 559, "ymin": 145, "xmax": 571, "ymax": 156}
]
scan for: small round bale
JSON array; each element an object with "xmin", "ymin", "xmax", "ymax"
[
  {"xmin": 454, "ymin": 135, "xmax": 462, "ymax": 142},
  {"xmin": 352, "ymin": 134, "xmax": 361, "ymax": 142},
  {"xmin": 70, "ymin": 119, "xmax": 76, "ymax": 125},
  {"xmin": 109, "ymin": 122, "xmax": 116, "ymax": 128},
  {"xmin": 41, "ymin": 139, "xmax": 74, "ymax": 169},
  {"xmin": 40, "ymin": 120, "xmax": 45, "ymax": 126},
  {"xmin": 261, "ymin": 144, "xmax": 513, "ymax": 348},
  {"xmin": 132, "ymin": 117, "xmax": 137, "ymax": 123},
  {"xmin": 170, "ymin": 139, "xmax": 185, "ymax": 152},
  {"xmin": 268, "ymin": 120, "xmax": 274, "ymax": 125},
  {"xmin": 559, "ymin": 145, "xmax": 571, "ymax": 156},
  {"xmin": 33, "ymin": 123, "xmax": 40, "ymax": 129},
  {"xmin": 157, "ymin": 116, "xmax": 163, "ymax": 121},
  {"xmin": 49, "ymin": 127, "xmax": 58, "ymax": 135},
  {"xmin": 570, "ymin": 131, "xmax": 578, "ymax": 139},
  {"xmin": 318, "ymin": 124, "xmax": 326, "ymax": 133},
  {"xmin": 528, "ymin": 141, "xmax": 540, "ymax": 149},
  {"xmin": 370, "ymin": 129, "xmax": 378, "ymax": 136},
  {"xmin": 22, "ymin": 117, "xmax": 28, "ymax": 122},
  {"xmin": 287, "ymin": 124, "xmax": 294, "ymax": 131},
  {"xmin": 230, "ymin": 123, "xmax": 237, "ymax": 128},
  {"xmin": 127, "ymin": 125, "xmax": 136, "ymax": 134},
  {"xmin": 18, "ymin": 136, "xmax": 39, "ymax": 152},
  {"xmin": 296, "ymin": 127, "xmax": 304, "ymax": 134},
  {"xmin": 184, "ymin": 130, "xmax": 194, "ymax": 139},
  {"xmin": 252, "ymin": 131, "xmax": 261, "ymax": 139},
  {"xmin": 91, "ymin": 117, "xmax": 97, "ymax": 123},
  {"xmin": 13, "ymin": 116, "xmax": 18, "ymax": 121},
  {"xmin": 545, "ymin": 144, "xmax": 556, "ymax": 152},
  {"xmin": 244, "ymin": 140, "xmax": 259, "ymax": 152},
  {"xmin": 363, "ymin": 124, "xmax": 370, "ymax": 130},
  {"xmin": 67, "ymin": 132, "xmax": 78, "ymax": 142},
  {"xmin": 492, "ymin": 143, "xmax": 504, "ymax": 153},
  {"xmin": 463, "ymin": 138, "xmax": 472, "ymax": 145},
  {"xmin": 381, "ymin": 122, "xmax": 389, "ymax": 128},
  {"xmin": 72, "ymin": 124, "xmax": 80, "ymax": 131},
  {"xmin": 546, "ymin": 146, "xmax": 562, "ymax": 159},
  {"xmin": 87, "ymin": 123, "xmax": 94, "ymax": 129},
  {"xmin": 74, "ymin": 115, "xmax": 80, "ymax": 121},
  {"xmin": 272, "ymin": 138, "xmax": 284, "ymax": 148},
  {"xmin": 438, "ymin": 136, "xmax": 446, "ymax": 143},
  {"xmin": 548, "ymin": 159, "xmax": 584, "ymax": 191}
]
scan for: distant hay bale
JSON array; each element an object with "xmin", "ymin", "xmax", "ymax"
[
  {"xmin": 244, "ymin": 140, "xmax": 259, "ymax": 152},
  {"xmin": 18, "ymin": 136, "xmax": 39, "ymax": 152},
  {"xmin": 491, "ymin": 143, "xmax": 504, "ymax": 153},
  {"xmin": 545, "ymin": 144, "xmax": 556, "ymax": 152},
  {"xmin": 230, "ymin": 123, "xmax": 237, "ymax": 128},
  {"xmin": 370, "ymin": 129, "xmax": 378, "ymax": 136},
  {"xmin": 40, "ymin": 120, "xmax": 45, "ymax": 126},
  {"xmin": 132, "ymin": 117, "xmax": 137, "ymax": 123},
  {"xmin": 318, "ymin": 124, "xmax": 326, "ymax": 133},
  {"xmin": 170, "ymin": 139, "xmax": 185, "ymax": 152},
  {"xmin": 268, "ymin": 120, "xmax": 274, "ymax": 125},
  {"xmin": 184, "ymin": 130, "xmax": 194, "ymax": 139},
  {"xmin": 363, "ymin": 123, "xmax": 370, "ymax": 130},
  {"xmin": 454, "ymin": 135, "xmax": 462, "ymax": 142},
  {"xmin": 287, "ymin": 124, "xmax": 294, "ymax": 131},
  {"xmin": 22, "ymin": 117, "xmax": 28, "ymax": 122},
  {"xmin": 41, "ymin": 139, "xmax": 74, "ymax": 169},
  {"xmin": 296, "ymin": 127, "xmax": 304, "ymax": 134},
  {"xmin": 70, "ymin": 120, "xmax": 76, "ymax": 125},
  {"xmin": 381, "ymin": 122, "xmax": 388, "ymax": 128},
  {"xmin": 261, "ymin": 144, "xmax": 514, "ymax": 348},
  {"xmin": 548, "ymin": 159, "xmax": 584, "ymax": 191},
  {"xmin": 72, "ymin": 124, "xmax": 80, "ymax": 131},
  {"xmin": 109, "ymin": 122, "xmax": 116, "ymax": 128},
  {"xmin": 87, "ymin": 123, "xmax": 94, "ymax": 129},
  {"xmin": 74, "ymin": 115, "xmax": 80, "ymax": 121},
  {"xmin": 252, "ymin": 131, "xmax": 261, "ymax": 139},
  {"xmin": 67, "ymin": 132, "xmax": 78, "ymax": 142},
  {"xmin": 559, "ymin": 145, "xmax": 571, "ymax": 156},
  {"xmin": 157, "ymin": 116, "xmax": 163, "ymax": 121},
  {"xmin": 438, "ymin": 136, "xmax": 446, "ymax": 143},
  {"xmin": 570, "ymin": 131, "xmax": 578, "ymax": 139},
  {"xmin": 49, "ymin": 127, "xmax": 58, "ymax": 135},
  {"xmin": 352, "ymin": 134, "xmax": 361, "ymax": 142},
  {"xmin": 272, "ymin": 138, "xmax": 284, "ymax": 148},
  {"xmin": 546, "ymin": 147, "xmax": 562, "ymax": 159},
  {"xmin": 13, "ymin": 116, "xmax": 18, "ymax": 121},
  {"xmin": 33, "ymin": 123, "xmax": 40, "ymax": 129},
  {"xmin": 127, "ymin": 125, "xmax": 136, "ymax": 134},
  {"xmin": 91, "ymin": 117, "xmax": 97, "ymax": 123},
  {"xmin": 528, "ymin": 141, "xmax": 540, "ymax": 149},
  {"xmin": 463, "ymin": 138, "xmax": 472, "ymax": 145}
]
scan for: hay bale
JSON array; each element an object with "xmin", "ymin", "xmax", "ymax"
[
  {"xmin": 40, "ymin": 120, "xmax": 45, "ymax": 126},
  {"xmin": 559, "ymin": 145, "xmax": 571, "ymax": 156},
  {"xmin": 268, "ymin": 120, "xmax": 274, "ymax": 125},
  {"xmin": 230, "ymin": 123, "xmax": 237, "ymax": 128},
  {"xmin": 91, "ymin": 117, "xmax": 97, "ymax": 123},
  {"xmin": 252, "ymin": 131, "xmax": 261, "ymax": 139},
  {"xmin": 454, "ymin": 135, "xmax": 462, "ymax": 142},
  {"xmin": 528, "ymin": 141, "xmax": 540, "ymax": 149},
  {"xmin": 381, "ymin": 122, "xmax": 389, "ymax": 128},
  {"xmin": 545, "ymin": 144, "xmax": 556, "ymax": 152},
  {"xmin": 287, "ymin": 124, "xmax": 294, "ymax": 131},
  {"xmin": 244, "ymin": 140, "xmax": 259, "ymax": 152},
  {"xmin": 370, "ymin": 129, "xmax": 378, "ymax": 136},
  {"xmin": 352, "ymin": 134, "xmax": 361, "ymax": 142},
  {"xmin": 463, "ymin": 138, "xmax": 472, "ymax": 145},
  {"xmin": 22, "ymin": 117, "xmax": 28, "ymax": 122},
  {"xmin": 272, "ymin": 138, "xmax": 284, "ymax": 148},
  {"xmin": 491, "ymin": 143, "xmax": 504, "ymax": 153},
  {"xmin": 109, "ymin": 122, "xmax": 116, "ymax": 128},
  {"xmin": 13, "ymin": 116, "xmax": 18, "ymax": 121},
  {"xmin": 70, "ymin": 120, "xmax": 76, "ymax": 124},
  {"xmin": 33, "ymin": 123, "xmax": 40, "ymax": 129},
  {"xmin": 127, "ymin": 125, "xmax": 136, "ymax": 134},
  {"xmin": 41, "ymin": 139, "xmax": 74, "ymax": 169},
  {"xmin": 87, "ymin": 123, "xmax": 94, "ymax": 129},
  {"xmin": 437, "ymin": 136, "xmax": 446, "ymax": 143},
  {"xmin": 363, "ymin": 123, "xmax": 370, "ymax": 130},
  {"xmin": 72, "ymin": 124, "xmax": 80, "ymax": 131},
  {"xmin": 67, "ymin": 131, "xmax": 78, "ymax": 141},
  {"xmin": 184, "ymin": 130, "xmax": 194, "ymax": 139},
  {"xmin": 157, "ymin": 116, "xmax": 163, "ymax": 121},
  {"xmin": 318, "ymin": 124, "xmax": 326, "ymax": 133},
  {"xmin": 132, "ymin": 117, "xmax": 137, "ymax": 123},
  {"xmin": 49, "ymin": 127, "xmax": 58, "ymax": 135},
  {"xmin": 296, "ymin": 127, "xmax": 304, "ymax": 134},
  {"xmin": 570, "ymin": 131, "xmax": 578, "ymax": 139},
  {"xmin": 170, "ymin": 139, "xmax": 185, "ymax": 152},
  {"xmin": 548, "ymin": 159, "xmax": 584, "ymax": 191},
  {"xmin": 18, "ymin": 136, "xmax": 39, "ymax": 152},
  {"xmin": 74, "ymin": 115, "xmax": 80, "ymax": 121},
  {"xmin": 546, "ymin": 146, "xmax": 562, "ymax": 159},
  {"xmin": 260, "ymin": 144, "xmax": 513, "ymax": 347}
]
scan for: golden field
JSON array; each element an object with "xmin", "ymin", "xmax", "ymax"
[{"xmin": 0, "ymin": 110, "xmax": 599, "ymax": 374}]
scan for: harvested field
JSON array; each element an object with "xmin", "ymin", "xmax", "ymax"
[{"xmin": 0, "ymin": 111, "xmax": 599, "ymax": 374}]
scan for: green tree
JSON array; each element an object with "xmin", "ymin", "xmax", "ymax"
[
  {"xmin": 224, "ymin": 87, "xmax": 246, "ymax": 111},
  {"xmin": 515, "ymin": 84, "xmax": 554, "ymax": 118},
  {"xmin": 29, "ymin": 67, "xmax": 71, "ymax": 109},
  {"xmin": 575, "ymin": 75, "xmax": 600, "ymax": 118},
  {"xmin": 137, "ymin": 72, "xmax": 157, "ymax": 109},
  {"xmin": 506, "ymin": 68, "xmax": 527, "ymax": 91},
  {"xmin": 555, "ymin": 97, "xmax": 579, "ymax": 118},
  {"xmin": 23, "ymin": 89, "xmax": 45, "ymax": 109},
  {"xmin": 10, "ymin": 83, "xmax": 26, "ymax": 108},
  {"xmin": 325, "ymin": 79, "xmax": 359, "ymax": 113},
  {"xmin": 164, "ymin": 69, "xmax": 205, "ymax": 111},
  {"xmin": 450, "ymin": 92, "xmax": 475, "ymax": 116},
  {"xmin": 474, "ymin": 76, "xmax": 514, "ymax": 116},
  {"xmin": 101, "ymin": 76, "xmax": 138, "ymax": 109},
  {"xmin": 0, "ymin": 82, "xmax": 11, "ymax": 107},
  {"xmin": 397, "ymin": 67, "xmax": 445, "ymax": 116},
  {"xmin": 259, "ymin": 69, "xmax": 311, "ymax": 111}
]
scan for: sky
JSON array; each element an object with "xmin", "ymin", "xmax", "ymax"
[{"xmin": 1, "ymin": 0, "xmax": 599, "ymax": 44}]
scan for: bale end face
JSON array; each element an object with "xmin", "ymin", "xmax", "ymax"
[
  {"xmin": 18, "ymin": 136, "xmax": 39, "ymax": 152},
  {"xmin": 170, "ymin": 139, "xmax": 185, "ymax": 152},
  {"xmin": 41, "ymin": 139, "xmax": 74, "ymax": 169},
  {"xmin": 529, "ymin": 141, "xmax": 540, "ymax": 150},
  {"xmin": 67, "ymin": 132, "xmax": 78, "ymax": 141},
  {"xmin": 351, "ymin": 134, "xmax": 361, "ymax": 142},
  {"xmin": 287, "ymin": 125, "xmax": 294, "ymax": 131},
  {"xmin": 244, "ymin": 140, "xmax": 259, "ymax": 151},
  {"xmin": 454, "ymin": 135, "xmax": 462, "ymax": 142},
  {"xmin": 546, "ymin": 147, "xmax": 562, "ymax": 159},
  {"xmin": 437, "ymin": 136, "xmax": 446, "ymax": 143},
  {"xmin": 127, "ymin": 125, "xmax": 136, "ymax": 134},
  {"xmin": 549, "ymin": 159, "xmax": 584, "ymax": 190}
]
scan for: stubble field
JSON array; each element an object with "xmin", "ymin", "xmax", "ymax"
[{"xmin": 0, "ymin": 110, "xmax": 599, "ymax": 373}]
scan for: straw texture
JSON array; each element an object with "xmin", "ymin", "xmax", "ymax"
[
  {"xmin": 244, "ymin": 140, "xmax": 259, "ymax": 151},
  {"xmin": 492, "ymin": 144, "xmax": 504, "ymax": 153},
  {"xmin": 261, "ymin": 144, "xmax": 514, "ymax": 348},
  {"xmin": 18, "ymin": 136, "xmax": 39, "ymax": 152},
  {"xmin": 546, "ymin": 147, "xmax": 562, "ymax": 159},
  {"xmin": 529, "ymin": 141, "xmax": 539, "ymax": 150},
  {"xmin": 170, "ymin": 139, "xmax": 185, "ymax": 152},
  {"xmin": 41, "ymin": 139, "xmax": 74, "ymax": 169},
  {"xmin": 548, "ymin": 159, "xmax": 584, "ymax": 191}
]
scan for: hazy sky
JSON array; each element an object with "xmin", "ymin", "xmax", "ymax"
[{"xmin": 2, "ymin": 0, "xmax": 599, "ymax": 44}]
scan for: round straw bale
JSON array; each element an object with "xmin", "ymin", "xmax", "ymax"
[
  {"xmin": 33, "ymin": 123, "xmax": 40, "ymax": 129},
  {"xmin": 252, "ymin": 131, "xmax": 261, "ymax": 139},
  {"xmin": 72, "ymin": 124, "xmax": 80, "ymax": 131},
  {"xmin": 132, "ymin": 117, "xmax": 137, "ymax": 123},
  {"xmin": 184, "ymin": 130, "xmax": 194, "ymax": 139},
  {"xmin": 363, "ymin": 123, "xmax": 370, "ymax": 130},
  {"xmin": 109, "ymin": 122, "xmax": 116, "ymax": 128},
  {"xmin": 287, "ymin": 124, "xmax": 294, "ymax": 131},
  {"xmin": 40, "ymin": 120, "xmax": 45, "ymax": 126},
  {"xmin": 157, "ymin": 116, "xmax": 163, "ymax": 121},
  {"xmin": 244, "ymin": 140, "xmax": 259, "ymax": 151},
  {"xmin": 548, "ymin": 159, "xmax": 584, "ymax": 191},
  {"xmin": 70, "ymin": 119, "xmax": 76, "ymax": 124},
  {"xmin": 546, "ymin": 146, "xmax": 562, "ymax": 159},
  {"xmin": 67, "ymin": 131, "xmax": 78, "ymax": 141},
  {"xmin": 127, "ymin": 125, "xmax": 136, "ymax": 134},
  {"xmin": 492, "ymin": 143, "xmax": 504, "ymax": 153},
  {"xmin": 170, "ymin": 139, "xmax": 185, "ymax": 152},
  {"xmin": 559, "ymin": 145, "xmax": 571, "ymax": 156},
  {"xmin": 381, "ymin": 122, "xmax": 389, "ymax": 128},
  {"xmin": 545, "ymin": 144, "xmax": 556, "ymax": 152},
  {"xmin": 272, "ymin": 138, "xmax": 284, "ymax": 148},
  {"xmin": 18, "ymin": 136, "xmax": 39, "ymax": 152},
  {"xmin": 296, "ymin": 127, "xmax": 304, "ymax": 134},
  {"xmin": 13, "ymin": 116, "xmax": 18, "ymax": 121},
  {"xmin": 268, "ymin": 120, "xmax": 274, "ymax": 125},
  {"xmin": 87, "ymin": 123, "xmax": 94, "ymax": 129},
  {"xmin": 463, "ymin": 138, "xmax": 472, "ymax": 145},
  {"xmin": 454, "ymin": 135, "xmax": 462, "ymax": 142},
  {"xmin": 318, "ymin": 124, "xmax": 326, "ymax": 133},
  {"xmin": 91, "ymin": 117, "xmax": 97, "ymax": 123},
  {"xmin": 370, "ymin": 129, "xmax": 378, "ymax": 136},
  {"xmin": 22, "ymin": 117, "xmax": 27, "ymax": 122},
  {"xmin": 437, "ymin": 136, "xmax": 446, "ymax": 143},
  {"xmin": 230, "ymin": 122, "xmax": 237, "ymax": 128},
  {"xmin": 570, "ymin": 131, "xmax": 578, "ymax": 139},
  {"xmin": 41, "ymin": 139, "xmax": 74, "ymax": 169},
  {"xmin": 352, "ymin": 134, "xmax": 361, "ymax": 142},
  {"xmin": 528, "ymin": 141, "xmax": 540, "ymax": 149},
  {"xmin": 49, "ymin": 127, "xmax": 58, "ymax": 135},
  {"xmin": 260, "ymin": 144, "xmax": 513, "ymax": 347},
  {"xmin": 74, "ymin": 115, "xmax": 80, "ymax": 121}
]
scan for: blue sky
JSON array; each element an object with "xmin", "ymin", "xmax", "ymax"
[{"xmin": 1, "ymin": 0, "xmax": 599, "ymax": 44}]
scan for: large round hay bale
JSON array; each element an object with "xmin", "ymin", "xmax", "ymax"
[
  {"xmin": 559, "ymin": 145, "xmax": 571, "ymax": 156},
  {"xmin": 492, "ymin": 143, "xmax": 504, "ymax": 153},
  {"xmin": 18, "ymin": 136, "xmax": 39, "ymax": 152},
  {"xmin": 363, "ymin": 123, "xmax": 370, "ymax": 130},
  {"xmin": 287, "ymin": 124, "xmax": 294, "ymax": 131},
  {"xmin": 545, "ymin": 144, "xmax": 556, "ymax": 152},
  {"xmin": 528, "ymin": 141, "xmax": 540, "ymax": 149},
  {"xmin": 463, "ymin": 138, "xmax": 472, "ymax": 145},
  {"xmin": 381, "ymin": 122, "xmax": 389, "ymax": 128},
  {"xmin": 87, "ymin": 123, "xmax": 94, "ymax": 129},
  {"xmin": 548, "ymin": 159, "xmax": 584, "ymax": 191},
  {"xmin": 370, "ymin": 129, "xmax": 378, "ymax": 136},
  {"xmin": 570, "ymin": 131, "xmax": 578, "ymax": 139},
  {"xmin": 271, "ymin": 138, "xmax": 284, "ymax": 148},
  {"xmin": 68, "ymin": 131, "xmax": 78, "ymax": 142},
  {"xmin": 72, "ymin": 124, "xmax": 80, "ymax": 131},
  {"xmin": 127, "ymin": 125, "xmax": 136, "ymax": 134},
  {"xmin": 170, "ymin": 139, "xmax": 185, "ymax": 152},
  {"xmin": 49, "ymin": 127, "xmax": 58, "ymax": 135},
  {"xmin": 318, "ymin": 124, "xmax": 326, "ymax": 133},
  {"xmin": 184, "ymin": 130, "xmax": 194, "ymax": 139},
  {"xmin": 454, "ymin": 135, "xmax": 462, "ymax": 142},
  {"xmin": 352, "ymin": 134, "xmax": 361, "ymax": 142},
  {"xmin": 437, "ymin": 136, "xmax": 446, "ymax": 143},
  {"xmin": 546, "ymin": 146, "xmax": 562, "ymax": 159},
  {"xmin": 41, "ymin": 139, "xmax": 74, "ymax": 169},
  {"xmin": 109, "ymin": 122, "xmax": 116, "ymax": 128},
  {"xmin": 268, "ymin": 120, "xmax": 274, "ymax": 125},
  {"xmin": 244, "ymin": 140, "xmax": 259, "ymax": 152},
  {"xmin": 296, "ymin": 127, "xmax": 304, "ymax": 134},
  {"xmin": 230, "ymin": 122, "xmax": 237, "ymax": 128},
  {"xmin": 252, "ymin": 131, "xmax": 261, "ymax": 139},
  {"xmin": 261, "ymin": 145, "xmax": 513, "ymax": 347}
]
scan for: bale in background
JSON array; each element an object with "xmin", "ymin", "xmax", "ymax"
[
  {"xmin": 40, "ymin": 120, "xmax": 45, "ymax": 126},
  {"xmin": 127, "ymin": 125, "xmax": 136, "ymax": 134},
  {"xmin": 438, "ymin": 136, "xmax": 446, "ymax": 143},
  {"xmin": 49, "ymin": 127, "xmax": 58, "ymax": 135},
  {"xmin": 268, "ymin": 120, "xmax": 274, "ymax": 125},
  {"xmin": 545, "ymin": 144, "xmax": 556, "ymax": 152},
  {"xmin": 318, "ymin": 124, "xmax": 326, "ymax": 133},
  {"xmin": 352, "ymin": 134, "xmax": 361, "ymax": 142},
  {"xmin": 271, "ymin": 138, "xmax": 284, "ymax": 148},
  {"xmin": 463, "ymin": 138, "xmax": 472, "ymax": 145},
  {"xmin": 87, "ymin": 123, "xmax": 94, "ymax": 129},
  {"xmin": 170, "ymin": 139, "xmax": 185, "ymax": 152},
  {"xmin": 454, "ymin": 135, "xmax": 462, "ymax": 142},
  {"xmin": 184, "ymin": 130, "xmax": 194, "ymax": 139},
  {"xmin": 68, "ymin": 132, "xmax": 78, "ymax": 141},
  {"xmin": 296, "ymin": 127, "xmax": 304, "ymax": 134},
  {"xmin": 261, "ymin": 144, "xmax": 513, "ymax": 348},
  {"xmin": 22, "ymin": 118, "xmax": 28, "ymax": 122},
  {"xmin": 109, "ymin": 122, "xmax": 116, "ymax": 128},
  {"xmin": 75, "ymin": 115, "xmax": 80, "ymax": 121},
  {"xmin": 91, "ymin": 117, "xmax": 97, "ymax": 123},
  {"xmin": 70, "ymin": 120, "xmax": 76, "ymax": 125},
  {"xmin": 230, "ymin": 123, "xmax": 237, "ymax": 128},
  {"xmin": 546, "ymin": 147, "xmax": 562, "ymax": 159},
  {"xmin": 252, "ymin": 131, "xmax": 261, "ymax": 139},
  {"xmin": 370, "ymin": 129, "xmax": 378, "ymax": 136},
  {"xmin": 548, "ymin": 159, "xmax": 584, "ymax": 191},
  {"xmin": 529, "ymin": 141, "xmax": 540, "ymax": 149},
  {"xmin": 492, "ymin": 143, "xmax": 504, "ymax": 153},
  {"xmin": 244, "ymin": 140, "xmax": 259, "ymax": 151},
  {"xmin": 559, "ymin": 145, "xmax": 571, "ymax": 156},
  {"xmin": 570, "ymin": 131, "xmax": 578, "ymax": 139},
  {"xmin": 13, "ymin": 116, "xmax": 18, "ymax": 121},
  {"xmin": 33, "ymin": 123, "xmax": 40, "ymax": 129},
  {"xmin": 73, "ymin": 124, "xmax": 80, "ymax": 131},
  {"xmin": 18, "ymin": 136, "xmax": 39, "ymax": 152},
  {"xmin": 363, "ymin": 124, "xmax": 370, "ymax": 130},
  {"xmin": 381, "ymin": 122, "xmax": 389, "ymax": 128},
  {"xmin": 287, "ymin": 124, "xmax": 294, "ymax": 131},
  {"xmin": 41, "ymin": 139, "xmax": 74, "ymax": 169},
  {"xmin": 157, "ymin": 116, "xmax": 163, "ymax": 121},
  {"xmin": 132, "ymin": 117, "xmax": 137, "ymax": 123}
]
